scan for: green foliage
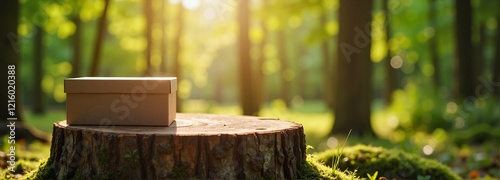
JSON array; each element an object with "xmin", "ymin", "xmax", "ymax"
[
  {"xmin": 450, "ymin": 124, "xmax": 500, "ymax": 145},
  {"xmin": 298, "ymin": 144, "xmax": 359, "ymax": 180},
  {"xmin": 367, "ymin": 171, "xmax": 378, "ymax": 180},
  {"xmin": 95, "ymin": 147, "xmax": 109, "ymax": 169},
  {"xmin": 332, "ymin": 129, "xmax": 351, "ymax": 171},
  {"xmin": 316, "ymin": 145, "xmax": 462, "ymax": 180},
  {"xmin": 25, "ymin": 158, "xmax": 55, "ymax": 180},
  {"xmin": 124, "ymin": 149, "xmax": 139, "ymax": 166},
  {"xmin": 170, "ymin": 166, "xmax": 187, "ymax": 179},
  {"xmin": 298, "ymin": 154, "xmax": 359, "ymax": 180}
]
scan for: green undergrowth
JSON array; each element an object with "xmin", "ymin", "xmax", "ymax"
[
  {"xmin": 299, "ymin": 154, "xmax": 360, "ymax": 179},
  {"xmin": 316, "ymin": 145, "xmax": 462, "ymax": 180},
  {"xmin": 24, "ymin": 157, "xmax": 55, "ymax": 180}
]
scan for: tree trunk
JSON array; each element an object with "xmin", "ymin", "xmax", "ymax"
[
  {"xmin": 332, "ymin": 0, "xmax": 373, "ymax": 136},
  {"xmin": 144, "ymin": 0, "xmax": 153, "ymax": 76},
  {"xmin": 429, "ymin": 0, "xmax": 440, "ymax": 88},
  {"xmin": 255, "ymin": 2, "xmax": 267, "ymax": 110},
  {"xmin": 71, "ymin": 17, "xmax": 82, "ymax": 78},
  {"xmin": 0, "ymin": 0, "xmax": 49, "ymax": 142},
  {"xmin": 474, "ymin": 24, "xmax": 486, "ymax": 88},
  {"xmin": 453, "ymin": 0, "xmax": 474, "ymax": 99},
  {"xmin": 321, "ymin": 10, "xmax": 334, "ymax": 109},
  {"xmin": 46, "ymin": 114, "xmax": 306, "ymax": 179},
  {"xmin": 159, "ymin": 0, "xmax": 167, "ymax": 74},
  {"xmin": 238, "ymin": 0, "xmax": 259, "ymax": 115},
  {"xmin": 493, "ymin": 17, "xmax": 500, "ymax": 98},
  {"xmin": 383, "ymin": 0, "xmax": 397, "ymax": 105},
  {"xmin": 277, "ymin": 30, "xmax": 291, "ymax": 107},
  {"xmin": 297, "ymin": 51, "xmax": 307, "ymax": 99},
  {"xmin": 173, "ymin": 3, "xmax": 184, "ymax": 112},
  {"xmin": 0, "ymin": 0, "xmax": 22, "ymax": 127},
  {"xmin": 89, "ymin": 0, "xmax": 111, "ymax": 77},
  {"xmin": 33, "ymin": 26, "xmax": 44, "ymax": 114}
]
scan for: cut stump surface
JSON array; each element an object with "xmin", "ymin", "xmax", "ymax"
[{"xmin": 49, "ymin": 113, "xmax": 306, "ymax": 179}]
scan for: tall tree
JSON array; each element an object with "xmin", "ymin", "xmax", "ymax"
[
  {"xmin": 429, "ymin": 0, "xmax": 440, "ymax": 88},
  {"xmin": 173, "ymin": 2, "xmax": 184, "ymax": 112},
  {"xmin": 70, "ymin": 16, "xmax": 82, "ymax": 77},
  {"xmin": 297, "ymin": 49, "xmax": 307, "ymax": 99},
  {"xmin": 473, "ymin": 24, "xmax": 486, "ymax": 88},
  {"xmin": 144, "ymin": 0, "xmax": 153, "ymax": 76},
  {"xmin": 33, "ymin": 26, "xmax": 44, "ymax": 114},
  {"xmin": 321, "ymin": 8, "xmax": 334, "ymax": 109},
  {"xmin": 159, "ymin": 0, "xmax": 168, "ymax": 74},
  {"xmin": 493, "ymin": 18, "xmax": 500, "ymax": 98},
  {"xmin": 453, "ymin": 0, "xmax": 474, "ymax": 99},
  {"xmin": 89, "ymin": 0, "xmax": 111, "ymax": 77},
  {"xmin": 238, "ymin": 0, "xmax": 259, "ymax": 115},
  {"xmin": 383, "ymin": 0, "xmax": 397, "ymax": 104},
  {"xmin": 0, "ymin": 0, "xmax": 48, "ymax": 142},
  {"xmin": 1, "ymin": 0, "xmax": 22, "ymax": 130},
  {"xmin": 277, "ymin": 30, "xmax": 291, "ymax": 107},
  {"xmin": 255, "ymin": 2, "xmax": 267, "ymax": 109},
  {"xmin": 70, "ymin": 2, "xmax": 82, "ymax": 78},
  {"xmin": 332, "ymin": 0, "xmax": 373, "ymax": 136}
]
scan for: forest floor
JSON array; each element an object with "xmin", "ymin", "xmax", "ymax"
[{"xmin": 0, "ymin": 100, "xmax": 499, "ymax": 179}]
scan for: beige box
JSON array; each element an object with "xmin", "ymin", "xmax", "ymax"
[{"xmin": 64, "ymin": 77, "xmax": 177, "ymax": 126}]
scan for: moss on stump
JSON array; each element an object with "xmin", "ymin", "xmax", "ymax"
[{"xmin": 316, "ymin": 145, "xmax": 461, "ymax": 180}]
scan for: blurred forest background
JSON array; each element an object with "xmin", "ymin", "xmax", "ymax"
[{"xmin": 1, "ymin": 0, "xmax": 500, "ymax": 178}]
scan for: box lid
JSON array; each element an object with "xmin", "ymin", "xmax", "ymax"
[{"xmin": 64, "ymin": 77, "xmax": 177, "ymax": 94}]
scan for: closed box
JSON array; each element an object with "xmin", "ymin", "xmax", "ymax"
[{"xmin": 64, "ymin": 77, "xmax": 177, "ymax": 126}]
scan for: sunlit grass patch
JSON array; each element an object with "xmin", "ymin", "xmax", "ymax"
[
  {"xmin": 316, "ymin": 145, "xmax": 461, "ymax": 180},
  {"xmin": 24, "ymin": 109, "xmax": 66, "ymax": 133}
]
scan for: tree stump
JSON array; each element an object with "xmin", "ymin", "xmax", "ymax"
[{"xmin": 48, "ymin": 113, "xmax": 306, "ymax": 179}]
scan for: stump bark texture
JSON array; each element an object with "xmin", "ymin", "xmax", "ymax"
[{"xmin": 48, "ymin": 113, "xmax": 306, "ymax": 179}]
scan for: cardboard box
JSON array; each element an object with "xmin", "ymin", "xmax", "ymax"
[{"xmin": 64, "ymin": 77, "xmax": 177, "ymax": 126}]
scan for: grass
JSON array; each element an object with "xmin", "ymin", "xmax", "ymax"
[
  {"xmin": 24, "ymin": 109, "xmax": 66, "ymax": 133},
  {"xmin": 298, "ymin": 154, "xmax": 360, "ymax": 179},
  {"xmin": 0, "ymin": 139, "xmax": 51, "ymax": 179}
]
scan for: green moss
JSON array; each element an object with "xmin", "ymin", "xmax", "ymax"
[
  {"xmin": 95, "ymin": 147, "xmax": 109, "ymax": 169},
  {"xmin": 316, "ymin": 145, "xmax": 462, "ymax": 180},
  {"xmin": 170, "ymin": 166, "xmax": 187, "ymax": 179},
  {"xmin": 70, "ymin": 170, "xmax": 85, "ymax": 180},
  {"xmin": 298, "ymin": 154, "xmax": 360, "ymax": 180},
  {"xmin": 25, "ymin": 158, "xmax": 56, "ymax": 180}
]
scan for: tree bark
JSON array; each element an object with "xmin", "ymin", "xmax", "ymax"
[
  {"xmin": 383, "ymin": 0, "xmax": 397, "ymax": 105},
  {"xmin": 277, "ymin": 30, "xmax": 291, "ymax": 107},
  {"xmin": 47, "ymin": 114, "xmax": 306, "ymax": 179},
  {"xmin": 33, "ymin": 26, "xmax": 44, "ymax": 114},
  {"xmin": 332, "ymin": 0, "xmax": 373, "ymax": 136},
  {"xmin": 71, "ymin": 17, "xmax": 82, "ymax": 78},
  {"xmin": 89, "ymin": 0, "xmax": 111, "ymax": 77},
  {"xmin": 144, "ymin": 0, "xmax": 153, "ymax": 76},
  {"xmin": 238, "ymin": 0, "xmax": 259, "ymax": 115},
  {"xmin": 453, "ymin": 0, "xmax": 474, "ymax": 99},
  {"xmin": 429, "ymin": 0, "xmax": 440, "ymax": 88},
  {"xmin": 173, "ymin": 3, "xmax": 184, "ymax": 112}
]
